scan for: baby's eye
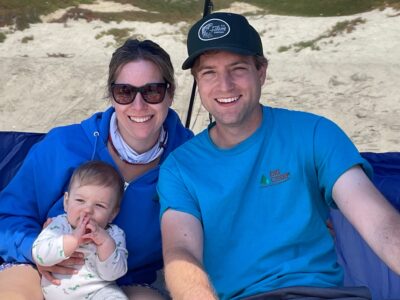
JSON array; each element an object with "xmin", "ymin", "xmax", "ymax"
[
  {"xmin": 96, "ymin": 204, "xmax": 106, "ymax": 209},
  {"xmin": 75, "ymin": 199, "xmax": 85, "ymax": 203}
]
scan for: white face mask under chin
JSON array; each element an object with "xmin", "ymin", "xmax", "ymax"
[{"xmin": 109, "ymin": 112, "xmax": 168, "ymax": 165}]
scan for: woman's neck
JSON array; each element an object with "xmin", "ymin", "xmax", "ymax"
[
  {"xmin": 121, "ymin": 132, "xmax": 160, "ymax": 154},
  {"xmin": 107, "ymin": 140, "xmax": 160, "ymax": 182}
]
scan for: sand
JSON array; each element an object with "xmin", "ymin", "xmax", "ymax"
[{"xmin": 0, "ymin": 1, "xmax": 399, "ymax": 152}]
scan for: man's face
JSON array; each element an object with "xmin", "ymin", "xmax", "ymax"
[{"xmin": 194, "ymin": 51, "xmax": 266, "ymax": 131}]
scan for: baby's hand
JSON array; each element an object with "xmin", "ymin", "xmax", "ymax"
[
  {"xmin": 83, "ymin": 220, "xmax": 111, "ymax": 246},
  {"xmin": 72, "ymin": 213, "xmax": 90, "ymax": 245},
  {"xmin": 83, "ymin": 220, "xmax": 116, "ymax": 261},
  {"xmin": 63, "ymin": 213, "xmax": 90, "ymax": 256}
]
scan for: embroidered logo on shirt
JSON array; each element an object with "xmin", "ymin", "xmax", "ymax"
[{"xmin": 260, "ymin": 169, "xmax": 290, "ymax": 187}]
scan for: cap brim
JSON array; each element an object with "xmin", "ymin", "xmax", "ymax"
[{"xmin": 182, "ymin": 46, "xmax": 257, "ymax": 70}]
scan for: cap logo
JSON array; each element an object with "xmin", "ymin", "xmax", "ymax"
[{"xmin": 198, "ymin": 18, "xmax": 230, "ymax": 41}]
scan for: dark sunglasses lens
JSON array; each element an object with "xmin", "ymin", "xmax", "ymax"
[
  {"xmin": 142, "ymin": 83, "xmax": 167, "ymax": 104},
  {"xmin": 112, "ymin": 85, "xmax": 136, "ymax": 104}
]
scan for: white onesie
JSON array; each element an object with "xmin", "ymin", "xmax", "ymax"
[{"xmin": 32, "ymin": 214, "xmax": 128, "ymax": 300}]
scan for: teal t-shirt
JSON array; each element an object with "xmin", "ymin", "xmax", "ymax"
[{"xmin": 158, "ymin": 105, "xmax": 372, "ymax": 300}]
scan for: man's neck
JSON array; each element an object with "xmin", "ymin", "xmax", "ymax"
[{"xmin": 210, "ymin": 108, "xmax": 263, "ymax": 149}]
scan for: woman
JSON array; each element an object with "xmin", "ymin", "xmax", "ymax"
[{"xmin": 0, "ymin": 39, "xmax": 193, "ymax": 299}]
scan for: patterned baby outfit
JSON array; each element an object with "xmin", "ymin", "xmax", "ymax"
[{"xmin": 32, "ymin": 214, "xmax": 128, "ymax": 299}]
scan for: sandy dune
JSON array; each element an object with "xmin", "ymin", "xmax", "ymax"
[{"xmin": 0, "ymin": 1, "xmax": 399, "ymax": 152}]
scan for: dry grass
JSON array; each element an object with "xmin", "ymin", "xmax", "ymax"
[
  {"xmin": 0, "ymin": 0, "xmax": 398, "ymax": 31},
  {"xmin": 278, "ymin": 17, "xmax": 367, "ymax": 52}
]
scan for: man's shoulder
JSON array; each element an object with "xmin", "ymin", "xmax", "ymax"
[
  {"xmin": 162, "ymin": 129, "xmax": 208, "ymax": 167},
  {"xmin": 173, "ymin": 128, "xmax": 208, "ymax": 151},
  {"xmin": 266, "ymin": 105, "xmax": 322, "ymax": 122},
  {"xmin": 265, "ymin": 106, "xmax": 330, "ymax": 132}
]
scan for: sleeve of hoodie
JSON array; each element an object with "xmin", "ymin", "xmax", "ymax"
[{"xmin": 0, "ymin": 127, "xmax": 90, "ymax": 263}]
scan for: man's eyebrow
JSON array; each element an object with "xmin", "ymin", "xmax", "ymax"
[
  {"xmin": 196, "ymin": 64, "xmax": 214, "ymax": 73},
  {"xmin": 230, "ymin": 60, "xmax": 251, "ymax": 67},
  {"xmin": 197, "ymin": 60, "xmax": 250, "ymax": 71}
]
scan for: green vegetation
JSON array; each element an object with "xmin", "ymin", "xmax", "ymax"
[
  {"xmin": 279, "ymin": 17, "xmax": 366, "ymax": 52},
  {"xmin": 0, "ymin": 0, "xmax": 94, "ymax": 30},
  {"xmin": 277, "ymin": 45, "xmax": 292, "ymax": 53},
  {"xmin": 46, "ymin": 52, "xmax": 73, "ymax": 58},
  {"xmin": 330, "ymin": 17, "xmax": 367, "ymax": 34},
  {"xmin": 21, "ymin": 35, "xmax": 33, "ymax": 43},
  {"xmin": 95, "ymin": 28, "xmax": 144, "ymax": 47},
  {"xmin": 246, "ymin": 0, "xmax": 400, "ymax": 16},
  {"xmin": 0, "ymin": 0, "xmax": 399, "ymax": 30},
  {"xmin": 0, "ymin": 32, "xmax": 6, "ymax": 42},
  {"xmin": 48, "ymin": 2, "xmax": 206, "ymax": 25}
]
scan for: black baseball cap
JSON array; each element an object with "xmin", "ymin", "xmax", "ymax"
[{"xmin": 182, "ymin": 12, "xmax": 263, "ymax": 70}]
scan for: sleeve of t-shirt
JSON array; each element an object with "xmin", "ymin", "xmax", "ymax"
[
  {"xmin": 157, "ymin": 154, "xmax": 202, "ymax": 222},
  {"xmin": 313, "ymin": 117, "xmax": 373, "ymax": 207}
]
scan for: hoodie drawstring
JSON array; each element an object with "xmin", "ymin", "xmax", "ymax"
[{"xmin": 91, "ymin": 131, "xmax": 100, "ymax": 160}]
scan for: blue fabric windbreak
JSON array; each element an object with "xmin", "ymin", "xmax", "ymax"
[
  {"xmin": 332, "ymin": 152, "xmax": 400, "ymax": 300},
  {"xmin": 0, "ymin": 131, "xmax": 44, "ymax": 265},
  {"xmin": 361, "ymin": 152, "xmax": 400, "ymax": 210},
  {"xmin": 0, "ymin": 131, "xmax": 45, "ymax": 191}
]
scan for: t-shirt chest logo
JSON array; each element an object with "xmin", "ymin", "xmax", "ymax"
[
  {"xmin": 260, "ymin": 169, "xmax": 290, "ymax": 187},
  {"xmin": 198, "ymin": 18, "xmax": 230, "ymax": 41}
]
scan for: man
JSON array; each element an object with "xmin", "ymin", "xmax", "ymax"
[{"xmin": 157, "ymin": 12, "xmax": 400, "ymax": 300}]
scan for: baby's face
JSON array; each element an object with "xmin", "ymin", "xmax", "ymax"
[{"xmin": 64, "ymin": 184, "xmax": 118, "ymax": 229}]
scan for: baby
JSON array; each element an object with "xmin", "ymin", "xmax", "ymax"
[{"xmin": 32, "ymin": 160, "xmax": 128, "ymax": 299}]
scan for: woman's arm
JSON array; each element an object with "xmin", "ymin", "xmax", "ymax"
[
  {"xmin": 0, "ymin": 128, "xmax": 88, "ymax": 263},
  {"xmin": 0, "ymin": 149, "xmax": 46, "ymax": 263}
]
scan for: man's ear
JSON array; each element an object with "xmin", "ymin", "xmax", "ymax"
[{"xmin": 258, "ymin": 64, "xmax": 267, "ymax": 86}]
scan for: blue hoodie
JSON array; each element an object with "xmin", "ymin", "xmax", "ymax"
[{"xmin": 0, "ymin": 107, "xmax": 193, "ymax": 285}]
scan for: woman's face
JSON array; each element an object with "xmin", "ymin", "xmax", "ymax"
[{"xmin": 112, "ymin": 60, "xmax": 173, "ymax": 153}]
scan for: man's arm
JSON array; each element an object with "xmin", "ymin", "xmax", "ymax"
[
  {"xmin": 333, "ymin": 165, "xmax": 400, "ymax": 274},
  {"xmin": 161, "ymin": 209, "xmax": 218, "ymax": 300}
]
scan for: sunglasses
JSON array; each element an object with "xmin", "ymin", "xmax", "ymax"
[{"xmin": 111, "ymin": 82, "xmax": 170, "ymax": 105}]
